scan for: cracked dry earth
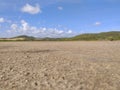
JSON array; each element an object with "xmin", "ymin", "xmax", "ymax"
[{"xmin": 0, "ymin": 41, "xmax": 120, "ymax": 90}]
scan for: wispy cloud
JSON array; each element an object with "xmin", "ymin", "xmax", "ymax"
[
  {"xmin": 58, "ymin": 6, "xmax": 63, "ymax": 10},
  {"xmin": 57, "ymin": 0, "xmax": 80, "ymax": 3},
  {"xmin": 105, "ymin": 0, "xmax": 120, "ymax": 3},
  {"xmin": 0, "ymin": 17, "xmax": 11, "ymax": 23},
  {"xmin": 94, "ymin": 22, "xmax": 101, "ymax": 26},
  {"xmin": 21, "ymin": 3, "xmax": 41, "ymax": 14},
  {"xmin": 67, "ymin": 30, "xmax": 72, "ymax": 34}
]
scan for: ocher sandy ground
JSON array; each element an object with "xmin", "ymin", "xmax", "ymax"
[{"xmin": 0, "ymin": 41, "xmax": 120, "ymax": 90}]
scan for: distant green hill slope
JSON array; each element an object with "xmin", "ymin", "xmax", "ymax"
[
  {"xmin": 69, "ymin": 31, "xmax": 120, "ymax": 41},
  {"xmin": 0, "ymin": 31, "xmax": 120, "ymax": 41},
  {"xmin": 13, "ymin": 35, "xmax": 35, "ymax": 41}
]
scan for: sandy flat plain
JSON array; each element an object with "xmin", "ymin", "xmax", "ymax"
[{"xmin": 0, "ymin": 41, "xmax": 120, "ymax": 90}]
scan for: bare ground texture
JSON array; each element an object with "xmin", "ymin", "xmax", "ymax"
[{"xmin": 0, "ymin": 41, "xmax": 120, "ymax": 90}]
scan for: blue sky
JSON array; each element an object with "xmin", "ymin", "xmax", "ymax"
[{"xmin": 0, "ymin": 0, "xmax": 120, "ymax": 37}]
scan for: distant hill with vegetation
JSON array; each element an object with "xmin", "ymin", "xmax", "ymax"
[
  {"xmin": 0, "ymin": 31, "xmax": 120, "ymax": 41},
  {"xmin": 0, "ymin": 35, "xmax": 35, "ymax": 41},
  {"xmin": 69, "ymin": 31, "xmax": 120, "ymax": 41},
  {"xmin": 12, "ymin": 35, "xmax": 35, "ymax": 41}
]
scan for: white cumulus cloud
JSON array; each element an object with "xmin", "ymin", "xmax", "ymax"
[
  {"xmin": 21, "ymin": 3, "xmax": 41, "ymax": 14},
  {"xmin": 7, "ymin": 20, "xmax": 76, "ymax": 38},
  {"xmin": 20, "ymin": 20, "xmax": 30, "ymax": 31},
  {"xmin": 0, "ymin": 18, "xmax": 5, "ymax": 23},
  {"xmin": 11, "ymin": 24, "xmax": 18, "ymax": 30}
]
